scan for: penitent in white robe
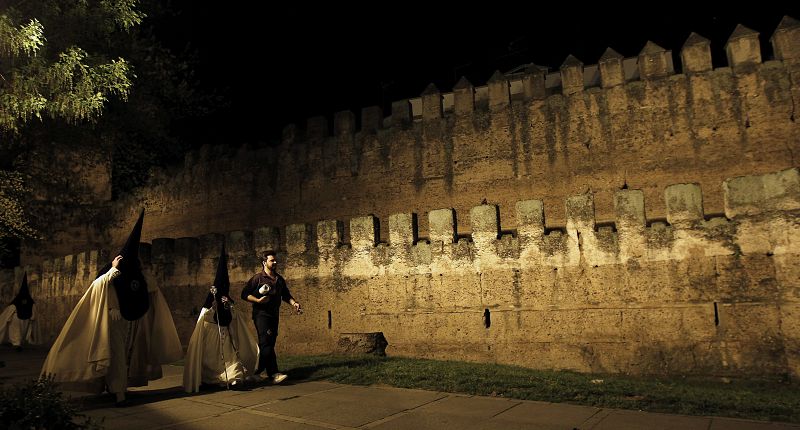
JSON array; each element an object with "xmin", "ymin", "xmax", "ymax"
[
  {"xmin": 40, "ymin": 267, "xmax": 183, "ymax": 394},
  {"xmin": 0, "ymin": 305, "xmax": 41, "ymax": 347},
  {"xmin": 183, "ymin": 303, "xmax": 258, "ymax": 393}
]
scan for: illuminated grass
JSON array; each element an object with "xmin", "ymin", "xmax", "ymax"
[{"xmin": 280, "ymin": 354, "xmax": 800, "ymax": 423}]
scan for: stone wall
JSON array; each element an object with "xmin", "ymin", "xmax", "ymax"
[
  {"xmin": 6, "ymin": 18, "xmax": 800, "ymax": 379},
  {"xmin": 87, "ymin": 19, "xmax": 800, "ymax": 263},
  {"xmin": 7, "ymin": 168, "xmax": 800, "ymax": 378}
]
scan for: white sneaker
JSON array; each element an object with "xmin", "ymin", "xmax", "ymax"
[{"xmin": 272, "ymin": 373, "xmax": 288, "ymax": 384}]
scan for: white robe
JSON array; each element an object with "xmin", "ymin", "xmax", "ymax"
[
  {"xmin": 183, "ymin": 303, "xmax": 258, "ymax": 393},
  {"xmin": 0, "ymin": 305, "xmax": 41, "ymax": 347},
  {"xmin": 40, "ymin": 267, "xmax": 183, "ymax": 394}
]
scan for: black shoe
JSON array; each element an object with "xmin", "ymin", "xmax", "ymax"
[{"xmin": 114, "ymin": 399, "xmax": 131, "ymax": 407}]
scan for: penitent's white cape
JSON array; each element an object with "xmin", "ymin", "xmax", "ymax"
[
  {"xmin": 40, "ymin": 267, "xmax": 183, "ymax": 393},
  {"xmin": 183, "ymin": 303, "xmax": 258, "ymax": 393},
  {"xmin": 0, "ymin": 305, "xmax": 41, "ymax": 347}
]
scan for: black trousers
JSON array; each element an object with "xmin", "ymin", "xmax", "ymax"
[{"xmin": 253, "ymin": 312, "xmax": 280, "ymax": 376}]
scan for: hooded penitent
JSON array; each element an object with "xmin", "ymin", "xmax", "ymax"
[
  {"xmin": 99, "ymin": 210, "xmax": 149, "ymax": 321},
  {"xmin": 203, "ymin": 244, "xmax": 232, "ymax": 326},
  {"xmin": 12, "ymin": 273, "xmax": 34, "ymax": 320}
]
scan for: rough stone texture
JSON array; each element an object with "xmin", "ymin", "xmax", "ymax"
[
  {"xmin": 9, "ymin": 23, "xmax": 800, "ymax": 379},
  {"xmin": 350, "ymin": 216, "xmax": 378, "ymax": 250},
  {"xmin": 286, "ymin": 224, "xmax": 314, "ymax": 255},
  {"xmin": 665, "ymin": 184, "xmax": 704, "ymax": 226},
  {"xmin": 316, "ymin": 220, "xmax": 343, "ymax": 252},
  {"xmin": 12, "ymin": 168, "xmax": 800, "ymax": 379},
  {"xmin": 388, "ymin": 213, "xmax": 416, "ymax": 245},
  {"xmin": 724, "ymin": 168, "xmax": 800, "ymax": 218},
  {"xmin": 429, "ymin": 209, "xmax": 456, "ymax": 244},
  {"xmin": 336, "ymin": 332, "xmax": 389, "ymax": 356},
  {"xmin": 67, "ymin": 57, "xmax": 794, "ymax": 258}
]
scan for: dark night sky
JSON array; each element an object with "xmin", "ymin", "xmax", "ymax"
[{"xmin": 160, "ymin": 3, "xmax": 799, "ymax": 146}]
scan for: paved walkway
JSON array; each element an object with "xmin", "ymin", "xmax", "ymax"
[{"xmin": 1, "ymin": 345, "xmax": 798, "ymax": 430}]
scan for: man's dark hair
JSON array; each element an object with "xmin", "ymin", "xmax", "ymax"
[{"xmin": 260, "ymin": 250, "xmax": 277, "ymax": 262}]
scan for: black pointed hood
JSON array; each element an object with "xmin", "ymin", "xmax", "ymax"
[
  {"xmin": 96, "ymin": 209, "xmax": 145, "ymax": 278},
  {"xmin": 12, "ymin": 273, "xmax": 34, "ymax": 320},
  {"xmin": 203, "ymin": 243, "xmax": 232, "ymax": 326},
  {"xmin": 117, "ymin": 209, "xmax": 144, "ymax": 270},
  {"xmin": 109, "ymin": 209, "xmax": 149, "ymax": 320}
]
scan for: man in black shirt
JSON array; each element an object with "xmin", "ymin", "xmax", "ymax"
[{"xmin": 241, "ymin": 250, "xmax": 301, "ymax": 384}]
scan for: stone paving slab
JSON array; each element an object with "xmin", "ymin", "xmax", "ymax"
[
  {"xmin": 207, "ymin": 381, "xmax": 343, "ymax": 408},
  {"xmin": 167, "ymin": 410, "xmax": 331, "ymax": 430},
  {"xmin": 417, "ymin": 394, "xmax": 520, "ymax": 415},
  {"xmin": 367, "ymin": 395, "xmax": 520, "ymax": 430},
  {"xmin": 590, "ymin": 409, "xmax": 712, "ymax": 429},
  {"xmin": 709, "ymin": 419, "xmax": 800, "ymax": 430},
  {"xmin": 490, "ymin": 400, "xmax": 602, "ymax": 427},
  {"xmin": 253, "ymin": 385, "xmax": 447, "ymax": 428}
]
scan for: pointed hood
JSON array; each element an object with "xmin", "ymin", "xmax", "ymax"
[
  {"xmin": 108, "ymin": 209, "xmax": 150, "ymax": 320},
  {"xmin": 117, "ymin": 209, "xmax": 144, "ymax": 271},
  {"xmin": 96, "ymin": 209, "xmax": 144, "ymax": 278},
  {"xmin": 203, "ymin": 243, "xmax": 232, "ymax": 326},
  {"xmin": 12, "ymin": 273, "xmax": 34, "ymax": 320}
]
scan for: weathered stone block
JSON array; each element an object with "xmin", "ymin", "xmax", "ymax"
[
  {"xmin": 421, "ymin": 84, "xmax": 442, "ymax": 120},
  {"xmin": 665, "ymin": 184, "xmax": 704, "ymax": 225},
  {"xmin": 638, "ymin": 41, "xmax": 673, "ymax": 80},
  {"xmin": 174, "ymin": 237, "xmax": 200, "ymax": 271},
  {"xmin": 388, "ymin": 213, "xmax": 416, "ymax": 246},
  {"xmin": 488, "ymin": 71, "xmax": 510, "ymax": 111},
  {"xmin": 560, "ymin": 55, "xmax": 584, "ymax": 95},
  {"xmin": 225, "ymin": 230, "xmax": 253, "ymax": 257},
  {"xmin": 725, "ymin": 25, "xmax": 761, "ymax": 71},
  {"xmin": 87, "ymin": 249, "xmax": 108, "ymax": 277},
  {"xmin": 516, "ymin": 200, "xmax": 545, "ymax": 238},
  {"xmin": 453, "ymin": 76, "xmax": 474, "ymax": 115},
  {"xmin": 599, "ymin": 48, "xmax": 625, "ymax": 88},
  {"xmin": 614, "ymin": 190, "xmax": 646, "ymax": 227},
  {"xmin": 391, "ymin": 99, "xmax": 412, "ymax": 125},
  {"xmin": 714, "ymin": 254, "xmax": 779, "ymax": 301},
  {"xmin": 771, "ymin": 16, "xmax": 800, "ymax": 61},
  {"xmin": 724, "ymin": 168, "xmax": 800, "ymax": 217},
  {"xmin": 566, "ymin": 194, "xmax": 595, "ymax": 232},
  {"xmin": 197, "ymin": 233, "xmax": 225, "ymax": 259},
  {"xmin": 76, "ymin": 252, "xmax": 88, "ymax": 279},
  {"xmin": 62, "ymin": 255, "xmax": 75, "ymax": 278},
  {"xmin": 350, "ymin": 216, "xmax": 378, "ymax": 250},
  {"xmin": 316, "ymin": 220, "xmax": 343, "ymax": 251},
  {"xmin": 253, "ymin": 227, "xmax": 280, "ymax": 255},
  {"xmin": 681, "ymin": 32, "xmax": 712, "ymax": 73},
  {"xmin": 521, "ymin": 65, "xmax": 547, "ymax": 100},
  {"xmin": 336, "ymin": 332, "xmax": 388, "ymax": 356},
  {"xmin": 286, "ymin": 224, "xmax": 313, "ymax": 255},
  {"xmin": 151, "ymin": 238, "xmax": 175, "ymax": 264},
  {"xmin": 428, "ymin": 209, "xmax": 456, "ymax": 244},
  {"xmin": 470, "ymin": 205, "xmax": 499, "ymax": 238},
  {"xmin": 333, "ymin": 110, "xmax": 355, "ymax": 136}
]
